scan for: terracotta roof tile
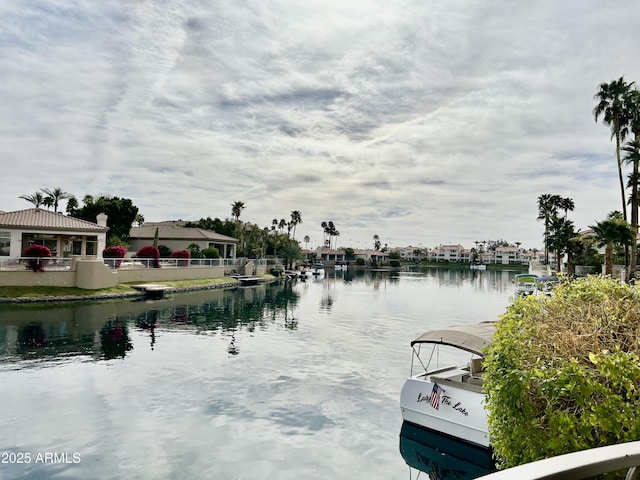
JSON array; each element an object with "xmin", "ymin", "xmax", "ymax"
[
  {"xmin": 0, "ymin": 208, "xmax": 108, "ymax": 232},
  {"xmin": 130, "ymin": 223, "xmax": 238, "ymax": 242}
]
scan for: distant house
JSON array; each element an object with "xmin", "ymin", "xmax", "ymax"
[
  {"xmin": 129, "ymin": 221, "xmax": 238, "ymax": 258},
  {"xmin": 353, "ymin": 248, "xmax": 388, "ymax": 264},
  {"xmin": 428, "ymin": 244, "xmax": 464, "ymax": 262},
  {"xmin": 0, "ymin": 208, "xmax": 108, "ymax": 258}
]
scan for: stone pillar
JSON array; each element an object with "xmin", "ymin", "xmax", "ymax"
[{"xmin": 96, "ymin": 213, "xmax": 108, "ymax": 258}]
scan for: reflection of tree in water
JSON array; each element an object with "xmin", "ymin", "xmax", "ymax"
[
  {"xmin": 130, "ymin": 282, "xmax": 302, "ymax": 354},
  {"xmin": 99, "ymin": 317, "xmax": 133, "ymax": 359},
  {"xmin": 135, "ymin": 310, "xmax": 158, "ymax": 350},
  {"xmin": 17, "ymin": 323, "xmax": 49, "ymax": 349}
]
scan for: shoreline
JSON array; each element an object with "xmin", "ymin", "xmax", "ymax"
[{"xmin": 0, "ymin": 279, "xmax": 249, "ymax": 305}]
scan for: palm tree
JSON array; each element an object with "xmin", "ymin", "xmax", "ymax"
[
  {"xmin": 289, "ymin": 210, "xmax": 302, "ymax": 240},
  {"xmin": 231, "ymin": 201, "xmax": 245, "ymax": 223},
  {"xmin": 623, "ymin": 139, "xmax": 640, "ymax": 279},
  {"xmin": 303, "ymin": 235, "xmax": 310, "ymax": 249},
  {"xmin": 558, "ymin": 197, "xmax": 575, "ymax": 219},
  {"xmin": 321, "ymin": 221, "xmax": 328, "ymax": 247},
  {"xmin": 373, "ymin": 234, "xmax": 380, "ymax": 251},
  {"xmin": 231, "ymin": 201, "xmax": 245, "ymax": 246},
  {"xmin": 19, "ymin": 191, "xmax": 45, "ymax": 208},
  {"xmin": 594, "ymin": 77, "xmax": 634, "ymax": 221},
  {"xmin": 547, "ymin": 216, "xmax": 577, "ymax": 273},
  {"xmin": 536, "ymin": 193, "xmax": 560, "ymax": 264},
  {"xmin": 65, "ymin": 196, "xmax": 79, "ymax": 214},
  {"xmin": 590, "ymin": 212, "xmax": 634, "ymax": 276},
  {"xmin": 41, "ymin": 187, "xmax": 72, "ymax": 213}
]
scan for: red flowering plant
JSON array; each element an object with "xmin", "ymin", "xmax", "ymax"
[
  {"xmin": 170, "ymin": 249, "xmax": 191, "ymax": 266},
  {"xmin": 137, "ymin": 245, "xmax": 160, "ymax": 268},
  {"xmin": 103, "ymin": 246, "xmax": 127, "ymax": 268},
  {"xmin": 23, "ymin": 244, "xmax": 52, "ymax": 272}
]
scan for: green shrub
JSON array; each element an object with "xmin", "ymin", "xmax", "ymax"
[
  {"xmin": 202, "ymin": 247, "xmax": 220, "ymax": 259},
  {"xmin": 158, "ymin": 244, "xmax": 171, "ymax": 258},
  {"xmin": 484, "ymin": 276, "xmax": 640, "ymax": 469},
  {"xmin": 187, "ymin": 243, "xmax": 203, "ymax": 258},
  {"xmin": 356, "ymin": 258, "xmax": 365, "ymax": 266}
]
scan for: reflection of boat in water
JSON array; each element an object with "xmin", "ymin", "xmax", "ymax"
[
  {"xmin": 399, "ymin": 421, "xmax": 496, "ymax": 479},
  {"xmin": 400, "ymin": 322, "xmax": 496, "ymax": 449}
]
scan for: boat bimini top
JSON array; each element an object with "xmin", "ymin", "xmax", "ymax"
[{"xmin": 410, "ymin": 322, "xmax": 497, "ymax": 357}]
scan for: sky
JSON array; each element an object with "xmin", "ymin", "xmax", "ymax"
[{"xmin": 2, "ymin": 1, "xmax": 640, "ymax": 251}]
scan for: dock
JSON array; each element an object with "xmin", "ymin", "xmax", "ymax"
[
  {"xmin": 131, "ymin": 284, "xmax": 172, "ymax": 299},
  {"xmin": 230, "ymin": 275, "xmax": 261, "ymax": 286}
]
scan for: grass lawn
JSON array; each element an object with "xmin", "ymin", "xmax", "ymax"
[{"xmin": 0, "ymin": 277, "xmax": 239, "ymax": 300}]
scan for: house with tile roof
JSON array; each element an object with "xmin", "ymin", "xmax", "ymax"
[
  {"xmin": 129, "ymin": 221, "xmax": 238, "ymax": 258},
  {"xmin": 0, "ymin": 208, "xmax": 108, "ymax": 259}
]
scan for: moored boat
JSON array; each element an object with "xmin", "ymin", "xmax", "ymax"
[
  {"xmin": 513, "ymin": 273, "xmax": 538, "ymax": 297},
  {"xmin": 400, "ymin": 321, "xmax": 496, "ymax": 449}
]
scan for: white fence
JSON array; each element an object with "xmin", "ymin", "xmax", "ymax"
[
  {"xmin": 0, "ymin": 257, "xmax": 267, "ymax": 272},
  {"xmin": 0, "ymin": 256, "xmax": 73, "ymax": 271}
]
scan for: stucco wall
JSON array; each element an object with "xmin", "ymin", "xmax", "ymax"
[
  {"xmin": 0, "ymin": 269, "xmax": 76, "ymax": 287},
  {"xmin": 116, "ymin": 266, "xmax": 226, "ymax": 284},
  {"xmin": 0, "ymin": 261, "xmax": 227, "ymax": 289}
]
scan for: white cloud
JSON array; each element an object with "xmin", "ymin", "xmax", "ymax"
[{"xmin": 1, "ymin": 0, "xmax": 639, "ymax": 249}]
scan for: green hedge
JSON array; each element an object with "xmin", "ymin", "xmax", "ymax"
[{"xmin": 484, "ymin": 276, "xmax": 640, "ymax": 469}]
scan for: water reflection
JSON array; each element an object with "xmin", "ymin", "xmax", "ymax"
[
  {"xmin": 0, "ymin": 268, "xmax": 519, "ymax": 479},
  {"xmin": 399, "ymin": 422, "xmax": 496, "ymax": 479},
  {"xmin": 0, "ymin": 280, "xmax": 302, "ymax": 365}
]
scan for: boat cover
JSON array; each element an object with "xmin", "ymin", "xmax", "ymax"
[{"xmin": 410, "ymin": 322, "xmax": 497, "ymax": 356}]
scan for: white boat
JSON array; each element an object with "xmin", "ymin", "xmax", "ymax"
[
  {"xmin": 400, "ymin": 321, "xmax": 496, "ymax": 449},
  {"xmin": 470, "ymin": 263, "xmax": 486, "ymax": 270},
  {"xmin": 311, "ymin": 263, "xmax": 325, "ymax": 275},
  {"xmin": 513, "ymin": 273, "xmax": 538, "ymax": 297}
]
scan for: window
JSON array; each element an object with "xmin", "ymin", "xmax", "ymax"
[{"xmin": 0, "ymin": 231, "xmax": 9, "ymax": 256}]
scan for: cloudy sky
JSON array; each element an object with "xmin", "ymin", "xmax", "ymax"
[{"xmin": 2, "ymin": 1, "xmax": 640, "ymax": 250}]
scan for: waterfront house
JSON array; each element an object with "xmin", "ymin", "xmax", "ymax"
[
  {"xmin": 129, "ymin": 221, "xmax": 238, "ymax": 259},
  {"xmin": 0, "ymin": 208, "xmax": 108, "ymax": 259},
  {"xmin": 428, "ymin": 244, "xmax": 465, "ymax": 262}
]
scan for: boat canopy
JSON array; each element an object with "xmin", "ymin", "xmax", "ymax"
[{"xmin": 410, "ymin": 322, "xmax": 497, "ymax": 356}]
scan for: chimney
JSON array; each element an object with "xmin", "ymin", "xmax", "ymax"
[{"xmin": 96, "ymin": 213, "xmax": 108, "ymax": 228}]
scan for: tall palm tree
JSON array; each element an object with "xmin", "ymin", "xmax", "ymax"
[
  {"xmin": 41, "ymin": 187, "xmax": 72, "ymax": 213},
  {"xmin": 536, "ymin": 193, "xmax": 560, "ymax": 264},
  {"xmin": 303, "ymin": 235, "xmax": 310, "ymax": 249},
  {"xmin": 65, "ymin": 196, "xmax": 79, "ymax": 215},
  {"xmin": 19, "ymin": 191, "xmax": 45, "ymax": 208},
  {"xmin": 590, "ymin": 212, "xmax": 634, "ymax": 276},
  {"xmin": 558, "ymin": 197, "xmax": 575, "ymax": 219},
  {"xmin": 289, "ymin": 210, "xmax": 302, "ymax": 240},
  {"xmin": 231, "ymin": 201, "xmax": 245, "ymax": 251},
  {"xmin": 373, "ymin": 234, "xmax": 381, "ymax": 251},
  {"xmin": 231, "ymin": 201, "xmax": 245, "ymax": 223},
  {"xmin": 594, "ymin": 77, "xmax": 634, "ymax": 221},
  {"xmin": 623, "ymin": 139, "xmax": 640, "ymax": 279},
  {"xmin": 547, "ymin": 216, "xmax": 576, "ymax": 273},
  {"xmin": 321, "ymin": 221, "xmax": 328, "ymax": 247}
]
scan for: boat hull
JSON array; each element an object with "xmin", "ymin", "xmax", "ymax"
[{"xmin": 400, "ymin": 376, "xmax": 490, "ymax": 448}]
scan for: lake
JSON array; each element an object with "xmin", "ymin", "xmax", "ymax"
[{"xmin": 0, "ymin": 267, "xmax": 520, "ymax": 479}]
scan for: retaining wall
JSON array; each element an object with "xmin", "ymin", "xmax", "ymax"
[{"xmin": 0, "ymin": 259, "xmax": 227, "ymax": 290}]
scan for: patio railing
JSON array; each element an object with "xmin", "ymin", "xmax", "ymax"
[
  {"xmin": 0, "ymin": 257, "xmax": 73, "ymax": 271},
  {"xmin": 0, "ymin": 256, "xmax": 267, "ymax": 271}
]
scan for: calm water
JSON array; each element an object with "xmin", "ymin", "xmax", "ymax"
[{"xmin": 0, "ymin": 267, "xmax": 520, "ymax": 480}]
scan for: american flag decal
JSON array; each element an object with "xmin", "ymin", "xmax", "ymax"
[{"xmin": 429, "ymin": 383, "xmax": 444, "ymax": 410}]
